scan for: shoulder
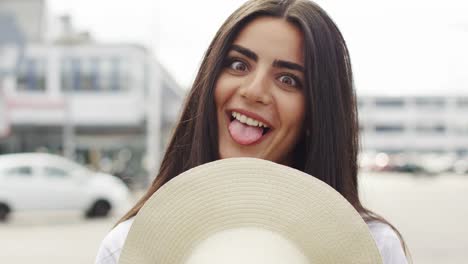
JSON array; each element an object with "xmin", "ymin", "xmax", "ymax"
[
  {"xmin": 366, "ymin": 221, "xmax": 408, "ymax": 264},
  {"xmin": 94, "ymin": 218, "xmax": 135, "ymax": 264}
]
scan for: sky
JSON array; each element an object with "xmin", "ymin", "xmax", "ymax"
[{"xmin": 47, "ymin": 0, "xmax": 468, "ymax": 95}]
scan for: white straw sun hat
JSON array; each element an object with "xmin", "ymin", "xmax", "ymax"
[{"xmin": 119, "ymin": 158, "xmax": 382, "ymax": 264}]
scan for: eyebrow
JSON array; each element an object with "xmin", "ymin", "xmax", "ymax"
[
  {"xmin": 272, "ymin": 60, "xmax": 304, "ymax": 72},
  {"xmin": 231, "ymin": 44, "xmax": 257, "ymax": 61},
  {"xmin": 230, "ymin": 44, "xmax": 304, "ymax": 72}
]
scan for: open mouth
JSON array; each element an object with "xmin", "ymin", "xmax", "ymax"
[{"xmin": 227, "ymin": 111, "xmax": 272, "ymax": 145}]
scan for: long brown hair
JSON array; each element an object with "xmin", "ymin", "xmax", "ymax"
[{"xmin": 119, "ymin": 0, "xmax": 409, "ymax": 258}]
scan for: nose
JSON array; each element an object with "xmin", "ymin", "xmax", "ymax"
[{"xmin": 239, "ymin": 69, "xmax": 272, "ymax": 105}]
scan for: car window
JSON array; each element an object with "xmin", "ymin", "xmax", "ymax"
[
  {"xmin": 43, "ymin": 167, "xmax": 69, "ymax": 178},
  {"xmin": 3, "ymin": 166, "xmax": 33, "ymax": 178}
]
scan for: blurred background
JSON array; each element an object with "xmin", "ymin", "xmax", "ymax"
[{"xmin": 0, "ymin": 0, "xmax": 467, "ymax": 263}]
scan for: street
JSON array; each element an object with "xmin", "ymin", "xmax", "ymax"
[{"xmin": 0, "ymin": 212, "xmax": 115, "ymax": 264}]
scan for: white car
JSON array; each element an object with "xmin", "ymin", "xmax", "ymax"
[{"xmin": 0, "ymin": 153, "xmax": 131, "ymax": 221}]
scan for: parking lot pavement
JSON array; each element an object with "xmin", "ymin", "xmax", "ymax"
[
  {"xmin": 359, "ymin": 173, "xmax": 468, "ymax": 264},
  {"xmin": 0, "ymin": 212, "xmax": 118, "ymax": 264},
  {"xmin": 1, "ymin": 175, "xmax": 467, "ymax": 264}
]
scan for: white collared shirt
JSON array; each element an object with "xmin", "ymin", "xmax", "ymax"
[{"xmin": 95, "ymin": 218, "xmax": 408, "ymax": 264}]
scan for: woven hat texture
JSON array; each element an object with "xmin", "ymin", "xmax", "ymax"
[{"xmin": 119, "ymin": 157, "xmax": 382, "ymax": 264}]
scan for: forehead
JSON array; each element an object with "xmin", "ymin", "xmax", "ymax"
[{"xmin": 232, "ymin": 16, "xmax": 304, "ymax": 65}]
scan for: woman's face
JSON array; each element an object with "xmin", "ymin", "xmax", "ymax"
[{"xmin": 215, "ymin": 16, "xmax": 306, "ymax": 164}]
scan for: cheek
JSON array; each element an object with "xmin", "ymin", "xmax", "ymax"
[
  {"xmin": 214, "ymin": 74, "xmax": 237, "ymax": 109},
  {"xmin": 281, "ymin": 94, "xmax": 306, "ymax": 130}
]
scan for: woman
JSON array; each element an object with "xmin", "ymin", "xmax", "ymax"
[{"xmin": 95, "ymin": 0, "xmax": 409, "ymax": 263}]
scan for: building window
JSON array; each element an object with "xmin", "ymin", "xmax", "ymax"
[
  {"xmin": 71, "ymin": 58, "xmax": 81, "ymax": 91},
  {"xmin": 99, "ymin": 57, "xmax": 127, "ymax": 92},
  {"xmin": 374, "ymin": 98, "xmax": 405, "ymax": 108},
  {"xmin": 415, "ymin": 124, "xmax": 446, "ymax": 134},
  {"xmin": 61, "ymin": 58, "xmax": 72, "ymax": 91},
  {"xmin": 414, "ymin": 97, "xmax": 445, "ymax": 108},
  {"xmin": 79, "ymin": 58, "xmax": 99, "ymax": 91},
  {"xmin": 454, "ymin": 124, "xmax": 468, "ymax": 135},
  {"xmin": 99, "ymin": 58, "xmax": 112, "ymax": 91},
  {"xmin": 457, "ymin": 98, "xmax": 468, "ymax": 108},
  {"xmin": 110, "ymin": 57, "xmax": 120, "ymax": 91},
  {"xmin": 90, "ymin": 58, "xmax": 99, "ymax": 90},
  {"xmin": 61, "ymin": 57, "xmax": 127, "ymax": 92},
  {"xmin": 374, "ymin": 125, "xmax": 405, "ymax": 133},
  {"xmin": 16, "ymin": 58, "xmax": 46, "ymax": 92},
  {"xmin": 61, "ymin": 57, "xmax": 81, "ymax": 92}
]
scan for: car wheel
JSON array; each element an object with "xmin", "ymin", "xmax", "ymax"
[
  {"xmin": 0, "ymin": 203, "xmax": 10, "ymax": 222},
  {"xmin": 86, "ymin": 200, "xmax": 111, "ymax": 218}
]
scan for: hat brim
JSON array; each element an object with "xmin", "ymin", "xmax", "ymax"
[{"xmin": 119, "ymin": 158, "xmax": 382, "ymax": 264}]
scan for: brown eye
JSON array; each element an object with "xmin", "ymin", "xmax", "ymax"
[
  {"xmin": 230, "ymin": 61, "xmax": 248, "ymax": 72},
  {"xmin": 278, "ymin": 75, "xmax": 297, "ymax": 87}
]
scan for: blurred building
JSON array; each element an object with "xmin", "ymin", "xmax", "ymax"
[
  {"xmin": 0, "ymin": 0, "xmax": 47, "ymax": 43},
  {"xmin": 0, "ymin": 0, "xmax": 184, "ymax": 187},
  {"xmin": 359, "ymin": 96, "xmax": 468, "ymax": 155}
]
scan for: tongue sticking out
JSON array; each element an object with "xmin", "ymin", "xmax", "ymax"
[{"xmin": 229, "ymin": 119, "xmax": 264, "ymax": 145}]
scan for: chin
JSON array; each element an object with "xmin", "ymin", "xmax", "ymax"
[{"xmin": 219, "ymin": 149, "xmax": 259, "ymax": 160}]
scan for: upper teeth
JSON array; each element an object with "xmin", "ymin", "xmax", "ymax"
[{"xmin": 231, "ymin": 111, "xmax": 269, "ymax": 128}]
